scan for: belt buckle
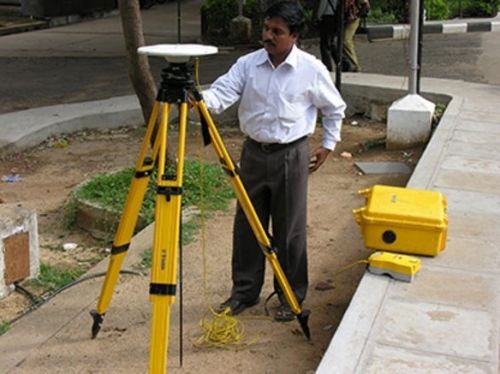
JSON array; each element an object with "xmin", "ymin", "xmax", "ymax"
[{"xmin": 261, "ymin": 143, "xmax": 273, "ymax": 152}]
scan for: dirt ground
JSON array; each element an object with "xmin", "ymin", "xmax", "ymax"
[{"xmin": 0, "ymin": 118, "xmax": 422, "ymax": 373}]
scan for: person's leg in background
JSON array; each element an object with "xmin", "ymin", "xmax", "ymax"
[
  {"xmin": 342, "ymin": 17, "xmax": 361, "ymax": 72},
  {"xmin": 319, "ymin": 14, "xmax": 338, "ymax": 72}
]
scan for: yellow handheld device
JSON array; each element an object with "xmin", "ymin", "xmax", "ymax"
[{"xmin": 367, "ymin": 251, "xmax": 421, "ymax": 282}]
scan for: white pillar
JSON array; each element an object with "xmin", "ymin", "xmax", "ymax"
[{"xmin": 386, "ymin": 0, "xmax": 435, "ymax": 150}]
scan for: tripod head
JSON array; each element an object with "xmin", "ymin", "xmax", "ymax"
[
  {"xmin": 137, "ymin": 43, "xmax": 218, "ymax": 63},
  {"xmin": 138, "ymin": 44, "xmax": 218, "ymax": 103}
]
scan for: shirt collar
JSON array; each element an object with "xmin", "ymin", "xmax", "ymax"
[
  {"xmin": 284, "ymin": 44, "xmax": 299, "ymax": 69},
  {"xmin": 256, "ymin": 44, "xmax": 299, "ymax": 69}
]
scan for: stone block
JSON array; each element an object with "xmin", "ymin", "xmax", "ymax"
[
  {"xmin": 387, "ymin": 94, "xmax": 435, "ymax": 150},
  {"xmin": 230, "ymin": 16, "xmax": 252, "ymax": 43},
  {"xmin": 0, "ymin": 204, "xmax": 39, "ymax": 299}
]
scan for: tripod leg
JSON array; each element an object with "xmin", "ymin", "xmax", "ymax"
[
  {"xmin": 91, "ymin": 102, "xmax": 167, "ymax": 338},
  {"xmin": 149, "ymin": 102, "xmax": 188, "ymax": 373},
  {"xmin": 196, "ymin": 100, "xmax": 311, "ymax": 339}
]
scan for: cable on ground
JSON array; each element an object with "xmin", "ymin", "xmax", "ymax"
[
  {"xmin": 10, "ymin": 270, "xmax": 143, "ymax": 325},
  {"xmin": 188, "ymin": 102, "xmax": 254, "ymax": 350}
]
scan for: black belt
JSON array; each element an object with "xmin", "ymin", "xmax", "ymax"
[{"xmin": 247, "ymin": 135, "xmax": 307, "ymax": 152}]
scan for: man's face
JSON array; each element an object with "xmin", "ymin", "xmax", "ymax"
[{"xmin": 262, "ymin": 17, "xmax": 298, "ymax": 58}]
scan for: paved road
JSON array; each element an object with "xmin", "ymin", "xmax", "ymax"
[{"xmin": 0, "ymin": 1, "xmax": 499, "ymax": 114}]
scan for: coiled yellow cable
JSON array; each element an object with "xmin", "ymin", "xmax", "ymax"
[{"xmin": 189, "ymin": 83, "xmax": 249, "ymax": 348}]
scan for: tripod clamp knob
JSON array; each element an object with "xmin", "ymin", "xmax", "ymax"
[{"xmin": 157, "ymin": 186, "xmax": 183, "ymax": 202}]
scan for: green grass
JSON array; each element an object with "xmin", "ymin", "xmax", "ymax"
[
  {"xmin": 74, "ymin": 159, "xmax": 234, "ymax": 226},
  {"xmin": 26, "ymin": 262, "xmax": 86, "ymax": 292},
  {"xmin": 74, "ymin": 159, "xmax": 235, "ymax": 269},
  {"xmin": 139, "ymin": 220, "xmax": 199, "ymax": 269},
  {"xmin": 0, "ymin": 321, "xmax": 9, "ymax": 336},
  {"xmin": 366, "ymin": 8, "xmax": 398, "ymax": 24}
]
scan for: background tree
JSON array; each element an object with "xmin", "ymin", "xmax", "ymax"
[{"xmin": 118, "ymin": 0, "xmax": 156, "ymax": 124}]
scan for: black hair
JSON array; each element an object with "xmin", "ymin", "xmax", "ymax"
[{"xmin": 264, "ymin": 1, "xmax": 305, "ymax": 36}]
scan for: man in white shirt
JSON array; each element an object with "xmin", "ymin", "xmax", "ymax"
[{"xmin": 203, "ymin": 0, "xmax": 346, "ymax": 321}]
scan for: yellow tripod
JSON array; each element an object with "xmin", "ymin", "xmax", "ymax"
[{"xmin": 90, "ymin": 46, "xmax": 310, "ymax": 373}]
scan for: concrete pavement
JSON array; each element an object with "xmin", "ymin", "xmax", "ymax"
[
  {"xmin": 0, "ymin": 0, "xmax": 248, "ymax": 114},
  {"xmin": 1, "ymin": 2, "xmax": 500, "ymax": 373},
  {"xmin": 317, "ymin": 74, "xmax": 500, "ymax": 373}
]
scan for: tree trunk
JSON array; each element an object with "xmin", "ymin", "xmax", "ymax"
[{"xmin": 118, "ymin": 0, "xmax": 156, "ymax": 124}]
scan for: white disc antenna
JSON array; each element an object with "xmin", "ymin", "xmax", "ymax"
[{"xmin": 137, "ymin": 44, "xmax": 218, "ymax": 63}]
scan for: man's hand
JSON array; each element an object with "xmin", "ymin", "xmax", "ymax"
[{"xmin": 309, "ymin": 147, "xmax": 331, "ymax": 173}]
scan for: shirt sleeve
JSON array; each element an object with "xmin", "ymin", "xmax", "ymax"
[
  {"xmin": 202, "ymin": 57, "xmax": 246, "ymax": 114},
  {"xmin": 311, "ymin": 66, "xmax": 347, "ymax": 151}
]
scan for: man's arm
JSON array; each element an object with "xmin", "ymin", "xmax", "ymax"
[
  {"xmin": 202, "ymin": 57, "xmax": 246, "ymax": 114},
  {"xmin": 310, "ymin": 66, "xmax": 347, "ymax": 172}
]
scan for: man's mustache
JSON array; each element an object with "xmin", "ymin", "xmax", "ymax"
[{"xmin": 261, "ymin": 40, "xmax": 274, "ymax": 46}]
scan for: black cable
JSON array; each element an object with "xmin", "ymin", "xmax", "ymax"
[
  {"xmin": 263, "ymin": 291, "xmax": 277, "ymax": 317},
  {"xmin": 13, "ymin": 282, "xmax": 40, "ymax": 304},
  {"xmin": 10, "ymin": 270, "xmax": 143, "ymax": 325}
]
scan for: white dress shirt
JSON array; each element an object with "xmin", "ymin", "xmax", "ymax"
[{"xmin": 203, "ymin": 45, "xmax": 346, "ymax": 150}]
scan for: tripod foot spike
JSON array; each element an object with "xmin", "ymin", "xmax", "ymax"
[
  {"xmin": 296, "ymin": 310, "xmax": 311, "ymax": 340},
  {"xmin": 90, "ymin": 310, "xmax": 104, "ymax": 339}
]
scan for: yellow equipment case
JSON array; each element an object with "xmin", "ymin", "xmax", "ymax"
[{"xmin": 353, "ymin": 185, "xmax": 448, "ymax": 256}]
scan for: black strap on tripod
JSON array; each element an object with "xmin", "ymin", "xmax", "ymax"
[
  {"xmin": 191, "ymin": 87, "xmax": 212, "ymax": 147},
  {"xmin": 199, "ymin": 112, "xmax": 212, "ymax": 146}
]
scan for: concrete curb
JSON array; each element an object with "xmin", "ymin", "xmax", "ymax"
[
  {"xmin": 0, "ymin": 19, "xmax": 48, "ymax": 36},
  {"xmin": 0, "ymin": 8, "xmax": 119, "ymax": 37},
  {"xmin": 0, "ymin": 96, "xmax": 143, "ymax": 157},
  {"xmin": 0, "ymin": 86, "xmax": 240, "ymax": 157},
  {"xmin": 367, "ymin": 17, "xmax": 500, "ymax": 41}
]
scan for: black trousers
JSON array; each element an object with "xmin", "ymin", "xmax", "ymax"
[
  {"xmin": 231, "ymin": 137, "xmax": 309, "ymax": 305},
  {"xmin": 319, "ymin": 14, "xmax": 340, "ymax": 72}
]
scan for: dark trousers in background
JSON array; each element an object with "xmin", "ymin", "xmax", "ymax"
[
  {"xmin": 231, "ymin": 137, "xmax": 310, "ymax": 306},
  {"xmin": 319, "ymin": 14, "xmax": 340, "ymax": 72}
]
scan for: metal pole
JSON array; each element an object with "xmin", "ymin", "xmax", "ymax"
[
  {"xmin": 408, "ymin": 0, "xmax": 420, "ymax": 94},
  {"xmin": 416, "ymin": 0, "xmax": 424, "ymax": 94},
  {"xmin": 335, "ymin": 0, "xmax": 344, "ymax": 92}
]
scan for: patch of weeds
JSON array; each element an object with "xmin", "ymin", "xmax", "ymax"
[
  {"xmin": 73, "ymin": 159, "xmax": 233, "ymax": 221},
  {"xmin": 432, "ymin": 103, "xmax": 447, "ymax": 130},
  {"xmin": 138, "ymin": 219, "xmax": 200, "ymax": 270},
  {"xmin": 0, "ymin": 321, "xmax": 9, "ymax": 336},
  {"xmin": 70, "ymin": 159, "xmax": 235, "ymax": 270},
  {"xmin": 25, "ymin": 262, "xmax": 86, "ymax": 292},
  {"xmin": 74, "ymin": 167, "xmax": 140, "ymax": 217},
  {"xmin": 140, "ymin": 248, "xmax": 152, "ymax": 269},
  {"xmin": 63, "ymin": 196, "xmax": 78, "ymax": 230},
  {"xmin": 69, "ymin": 158, "xmax": 234, "ymax": 232},
  {"xmin": 181, "ymin": 219, "xmax": 200, "ymax": 246},
  {"xmin": 183, "ymin": 160, "xmax": 235, "ymax": 211}
]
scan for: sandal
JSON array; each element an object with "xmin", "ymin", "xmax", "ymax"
[
  {"xmin": 217, "ymin": 297, "xmax": 260, "ymax": 316},
  {"xmin": 274, "ymin": 303, "xmax": 295, "ymax": 322}
]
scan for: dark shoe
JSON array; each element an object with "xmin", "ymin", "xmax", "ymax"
[
  {"xmin": 274, "ymin": 303, "xmax": 295, "ymax": 322},
  {"xmin": 218, "ymin": 297, "xmax": 260, "ymax": 316}
]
